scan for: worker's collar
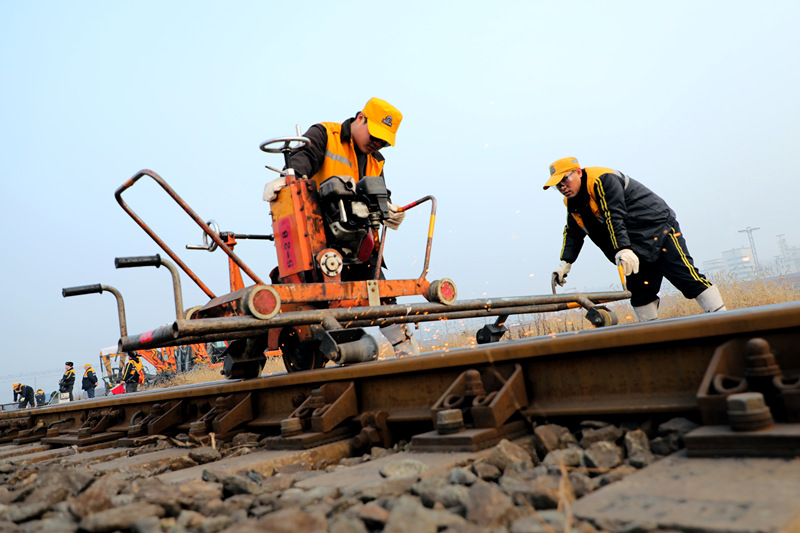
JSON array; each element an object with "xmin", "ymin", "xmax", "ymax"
[{"xmin": 566, "ymin": 169, "xmax": 589, "ymax": 207}]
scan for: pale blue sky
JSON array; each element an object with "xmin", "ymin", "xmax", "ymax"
[{"xmin": 2, "ymin": 1, "xmax": 798, "ymax": 389}]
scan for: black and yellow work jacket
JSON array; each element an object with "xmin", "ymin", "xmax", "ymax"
[
  {"xmin": 561, "ymin": 168, "xmax": 676, "ymax": 264},
  {"xmin": 13, "ymin": 385, "xmax": 34, "ymax": 402},
  {"xmin": 122, "ymin": 358, "xmax": 144, "ymax": 384},
  {"xmin": 82, "ymin": 367, "xmax": 98, "ymax": 390},
  {"xmin": 289, "ymin": 118, "xmax": 385, "ymax": 189},
  {"xmin": 59, "ymin": 368, "xmax": 75, "ymax": 392}
]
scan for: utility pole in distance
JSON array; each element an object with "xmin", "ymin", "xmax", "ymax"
[{"xmin": 738, "ymin": 226, "xmax": 761, "ymax": 271}]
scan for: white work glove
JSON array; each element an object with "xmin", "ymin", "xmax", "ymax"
[
  {"xmin": 552, "ymin": 261, "xmax": 571, "ymax": 286},
  {"xmin": 262, "ymin": 176, "xmax": 287, "ymax": 202},
  {"xmin": 615, "ymin": 249, "xmax": 640, "ymax": 276},
  {"xmin": 384, "ymin": 202, "xmax": 406, "ymax": 231}
]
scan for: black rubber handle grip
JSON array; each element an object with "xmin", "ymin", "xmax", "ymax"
[
  {"xmin": 115, "ymin": 254, "xmax": 161, "ymax": 269},
  {"xmin": 62, "ymin": 284, "xmax": 103, "ymax": 297}
]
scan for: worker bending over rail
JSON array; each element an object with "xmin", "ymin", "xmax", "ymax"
[
  {"xmin": 283, "ymin": 97, "xmax": 419, "ymax": 356},
  {"xmin": 543, "ymin": 157, "xmax": 726, "ymax": 321},
  {"xmin": 12, "ymin": 383, "xmax": 35, "ymax": 409}
]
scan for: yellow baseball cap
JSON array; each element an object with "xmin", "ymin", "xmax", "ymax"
[
  {"xmin": 543, "ymin": 157, "xmax": 581, "ymax": 190},
  {"xmin": 362, "ymin": 97, "xmax": 402, "ymax": 147}
]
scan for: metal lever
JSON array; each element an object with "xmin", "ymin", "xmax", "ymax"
[
  {"xmin": 115, "ymin": 254, "xmax": 185, "ymax": 320},
  {"xmin": 62, "ymin": 283, "xmax": 128, "ymax": 338}
]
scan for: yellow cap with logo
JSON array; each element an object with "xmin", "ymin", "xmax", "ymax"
[
  {"xmin": 543, "ymin": 157, "xmax": 580, "ymax": 190},
  {"xmin": 362, "ymin": 97, "xmax": 402, "ymax": 147}
]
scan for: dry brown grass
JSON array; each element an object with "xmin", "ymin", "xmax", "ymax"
[
  {"xmin": 418, "ymin": 273, "xmax": 800, "ymax": 352},
  {"xmin": 144, "ymin": 356, "xmax": 287, "ymax": 389},
  {"xmin": 144, "ymin": 274, "xmax": 799, "ymax": 387}
]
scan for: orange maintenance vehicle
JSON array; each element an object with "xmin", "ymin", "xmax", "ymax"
[{"xmin": 70, "ymin": 130, "xmax": 627, "ymax": 380}]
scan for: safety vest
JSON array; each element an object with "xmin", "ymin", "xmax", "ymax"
[
  {"xmin": 310, "ymin": 122, "xmax": 384, "ymax": 189},
  {"xmin": 134, "ymin": 359, "xmax": 145, "ymax": 384}
]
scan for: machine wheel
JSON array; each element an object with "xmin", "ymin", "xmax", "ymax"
[
  {"xmin": 279, "ymin": 327, "xmax": 327, "ymax": 373},
  {"xmin": 585, "ymin": 306, "xmax": 618, "ymax": 327}
]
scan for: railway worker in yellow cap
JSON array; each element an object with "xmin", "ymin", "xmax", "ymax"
[
  {"xmin": 82, "ymin": 363, "xmax": 99, "ymax": 399},
  {"xmin": 12, "ymin": 383, "xmax": 35, "ymax": 409},
  {"xmin": 283, "ymin": 98, "xmax": 419, "ymax": 357},
  {"xmin": 543, "ymin": 157, "xmax": 726, "ymax": 321}
]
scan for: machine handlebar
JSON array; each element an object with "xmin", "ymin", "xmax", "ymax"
[
  {"xmin": 62, "ymin": 284, "xmax": 103, "ymax": 297},
  {"xmin": 115, "ymin": 255, "xmax": 162, "ymax": 269}
]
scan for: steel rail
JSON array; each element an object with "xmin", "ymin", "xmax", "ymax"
[{"xmin": 6, "ymin": 302, "xmax": 799, "ymax": 450}]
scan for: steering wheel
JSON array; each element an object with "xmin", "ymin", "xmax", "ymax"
[
  {"xmin": 259, "ymin": 136, "xmax": 311, "ymax": 175},
  {"xmin": 259, "ymin": 136, "xmax": 310, "ymax": 154}
]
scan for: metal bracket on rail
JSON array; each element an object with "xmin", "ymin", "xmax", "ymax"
[
  {"xmin": 350, "ymin": 411, "xmax": 392, "ymax": 454},
  {"xmin": 409, "ymin": 365, "xmax": 529, "ymax": 452},
  {"xmin": 117, "ymin": 401, "xmax": 188, "ymax": 447},
  {"xmin": 188, "ymin": 394, "xmax": 255, "ymax": 442},
  {"xmin": 42, "ymin": 409, "xmax": 125, "ymax": 447},
  {"xmin": 686, "ymin": 337, "xmax": 800, "ymax": 457},
  {"xmin": 3, "ymin": 416, "xmax": 35, "ymax": 444},
  {"xmin": 265, "ymin": 381, "xmax": 358, "ymax": 450}
]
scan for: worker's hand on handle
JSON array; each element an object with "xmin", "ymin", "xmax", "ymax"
[
  {"xmin": 552, "ymin": 260, "xmax": 572, "ymax": 286},
  {"xmin": 384, "ymin": 203, "xmax": 406, "ymax": 230},
  {"xmin": 614, "ymin": 249, "xmax": 640, "ymax": 276}
]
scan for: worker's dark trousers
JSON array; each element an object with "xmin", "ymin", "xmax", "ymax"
[
  {"xmin": 625, "ymin": 222, "xmax": 713, "ymax": 307},
  {"xmin": 85, "ymin": 388, "xmax": 95, "ymax": 399},
  {"xmin": 18, "ymin": 393, "xmax": 34, "ymax": 408},
  {"xmin": 125, "ymin": 382, "xmax": 138, "ymax": 393}
]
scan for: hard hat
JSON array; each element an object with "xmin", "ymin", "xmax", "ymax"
[
  {"xmin": 12, "ymin": 383, "xmax": 19, "ymax": 388},
  {"xmin": 84, "ymin": 363, "xmax": 92, "ymax": 368}
]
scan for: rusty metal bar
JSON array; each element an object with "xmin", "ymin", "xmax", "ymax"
[
  {"xmin": 167, "ymin": 291, "xmax": 628, "ymax": 336},
  {"xmin": 397, "ymin": 196, "xmax": 436, "ymax": 280},
  {"xmin": 114, "ymin": 169, "xmax": 266, "ymax": 299}
]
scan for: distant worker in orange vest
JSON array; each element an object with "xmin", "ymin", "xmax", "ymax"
[
  {"xmin": 284, "ymin": 98, "xmax": 419, "ymax": 357},
  {"xmin": 543, "ymin": 157, "xmax": 726, "ymax": 321}
]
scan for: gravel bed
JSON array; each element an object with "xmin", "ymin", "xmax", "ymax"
[{"xmin": 0, "ymin": 416, "xmax": 698, "ymax": 533}]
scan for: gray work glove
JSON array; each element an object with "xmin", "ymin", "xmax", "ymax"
[
  {"xmin": 552, "ymin": 260, "xmax": 572, "ymax": 286},
  {"xmin": 614, "ymin": 249, "xmax": 640, "ymax": 276}
]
